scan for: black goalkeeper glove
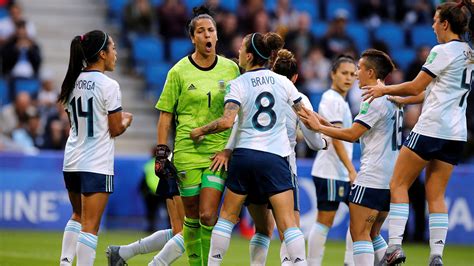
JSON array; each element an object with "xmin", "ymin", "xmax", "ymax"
[{"xmin": 155, "ymin": 144, "xmax": 178, "ymax": 179}]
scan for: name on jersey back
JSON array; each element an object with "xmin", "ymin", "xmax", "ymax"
[
  {"xmin": 251, "ymin": 76, "xmax": 275, "ymax": 87},
  {"xmin": 76, "ymin": 80, "xmax": 96, "ymax": 90}
]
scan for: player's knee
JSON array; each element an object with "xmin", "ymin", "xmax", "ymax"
[
  {"xmin": 317, "ymin": 212, "xmax": 336, "ymax": 227},
  {"xmin": 254, "ymin": 223, "xmax": 273, "ymax": 237},
  {"xmin": 200, "ymin": 210, "xmax": 218, "ymax": 226}
]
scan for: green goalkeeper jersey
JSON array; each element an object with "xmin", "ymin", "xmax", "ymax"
[{"xmin": 156, "ymin": 55, "xmax": 240, "ymax": 171}]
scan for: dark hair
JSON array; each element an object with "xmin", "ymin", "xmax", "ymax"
[
  {"xmin": 361, "ymin": 49, "xmax": 395, "ymax": 80},
  {"xmin": 331, "ymin": 55, "xmax": 356, "ymax": 73},
  {"xmin": 58, "ymin": 30, "xmax": 110, "ymax": 104},
  {"xmin": 437, "ymin": 0, "xmax": 474, "ymax": 42},
  {"xmin": 272, "ymin": 49, "xmax": 297, "ymax": 80},
  {"xmin": 245, "ymin": 32, "xmax": 284, "ymax": 67},
  {"xmin": 187, "ymin": 6, "xmax": 216, "ymax": 37}
]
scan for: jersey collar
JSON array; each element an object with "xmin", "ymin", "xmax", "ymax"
[{"xmin": 188, "ymin": 55, "xmax": 218, "ymax": 71}]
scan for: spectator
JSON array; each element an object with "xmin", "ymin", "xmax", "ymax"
[
  {"xmin": 216, "ymin": 12, "xmax": 238, "ymax": 55},
  {"xmin": 301, "ymin": 45, "xmax": 331, "ymax": 93},
  {"xmin": 236, "ymin": 0, "xmax": 264, "ymax": 34},
  {"xmin": 11, "ymin": 105, "xmax": 43, "ymax": 152},
  {"xmin": 37, "ymin": 69, "xmax": 59, "ymax": 117},
  {"xmin": 356, "ymin": 0, "xmax": 390, "ymax": 28},
  {"xmin": 402, "ymin": 0, "xmax": 434, "ymax": 26},
  {"xmin": 122, "ymin": 0, "xmax": 154, "ymax": 47},
  {"xmin": 156, "ymin": 0, "xmax": 188, "ymax": 61},
  {"xmin": 321, "ymin": 9, "xmax": 356, "ymax": 59},
  {"xmin": 42, "ymin": 103, "xmax": 69, "ymax": 150},
  {"xmin": 252, "ymin": 9, "xmax": 270, "ymax": 33},
  {"xmin": 0, "ymin": 2, "xmax": 36, "ymax": 45},
  {"xmin": 268, "ymin": 0, "xmax": 299, "ymax": 36},
  {"xmin": 285, "ymin": 12, "xmax": 318, "ymax": 60},
  {"xmin": 0, "ymin": 91, "xmax": 32, "ymax": 136}
]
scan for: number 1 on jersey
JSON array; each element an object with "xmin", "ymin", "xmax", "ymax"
[
  {"xmin": 391, "ymin": 109, "xmax": 404, "ymax": 151},
  {"xmin": 207, "ymin": 91, "xmax": 211, "ymax": 108}
]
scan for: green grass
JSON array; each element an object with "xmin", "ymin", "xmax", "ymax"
[{"xmin": 0, "ymin": 230, "xmax": 473, "ymax": 265}]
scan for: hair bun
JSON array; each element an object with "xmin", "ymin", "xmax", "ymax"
[
  {"xmin": 192, "ymin": 5, "xmax": 213, "ymax": 17},
  {"xmin": 276, "ymin": 49, "xmax": 294, "ymax": 61}
]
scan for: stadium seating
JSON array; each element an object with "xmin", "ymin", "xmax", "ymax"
[
  {"xmin": 144, "ymin": 62, "xmax": 171, "ymax": 97},
  {"xmin": 170, "ymin": 38, "xmax": 194, "ymax": 63},
  {"xmin": 219, "ymin": 0, "xmax": 239, "ymax": 12},
  {"xmin": 411, "ymin": 25, "xmax": 438, "ymax": 48},
  {"xmin": 310, "ymin": 21, "xmax": 328, "ymax": 38},
  {"xmin": 346, "ymin": 22, "xmax": 369, "ymax": 52},
  {"xmin": 0, "ymin": 79, "xmax": 9, "ymax": 106},
  {"xmin": 374, "ymin": 23, "xmax": 406, "ymax": 50},
  {"xmin": 293, "ymin": 1, "xmax": 319, "ymax": 21},
  {"xmin": 391, "ymin": 48, "xmax": 416, "ymax": 72},
  {"xmin": 184, "ymin": 0, "xmax": 205, "ymax": 11},
  {"xmin": 107, "ymin": 0, "xmax": 128, "ymax": 23},
  {"xmin": 309, "ymin": 91, "xmax": 324, "ymax": 112},
  {"xmin": 132, "ymin": 35, "xmax": 164, "ymax": 73},
  {"xmin": 13, "ymin": 78, "xmax": 41, "ymax": 96}
]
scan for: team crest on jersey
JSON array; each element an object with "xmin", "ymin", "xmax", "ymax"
[
  {"xmin": 225, "ymin": 84, "xmax": 231, "ymax": 94},
  {"xmin": 338, "ymin": 186, "xmax": 345, "ymax": 197},
  {"xmin": 188, "ymin": 84, "xmax": 196, "ymax": 90},
  {"xmin": 426, "ymin": 51, "xmax": 437, "ymax": 64},
  {"xmin": 218, "ymin": 80, "xmax": 225, "ymax": 91}
]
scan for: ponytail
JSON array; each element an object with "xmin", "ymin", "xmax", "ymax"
[
  {"xmin": 58, "ymin": 36, "xmax": 85, "ymax": 104},
  {"xmin": 58, "ymin": 30, "xmax": 110, "ymax": 104},
  {"xmin": 272, "ymin": 49, "xmax": 298, "ymax": 80}
]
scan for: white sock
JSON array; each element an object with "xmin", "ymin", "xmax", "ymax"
[
  {"xmin": 429, "ymin": 213, "xmax": 448, "ymax": 258},
  {"xmin": 249, "ymin": 233, "xmax": 270, "ymax": 266},
  {"xmin": 307, "ymin": 222, "xmax": 329, "ymax": 266},
  {"xmin": 280, "ymin": 242, "xmax": 292, "ymax": 266},
  {"xmin": 149, "ymin": 233, "xmax": 185, "ymax": 266},
  {"xmin": 209, "ymin": 218, "xmax": 235, "ymax": 265},
  {"xmin": 343, "ymin": 227, "xmax": 354, "ymax": 266},
  {"xmin": 388, "ymin": 203, "xmax": 409, "ymax": 246},
  {"xmin": 60, "ymin": 220, "xmax": 81, "ymax": 265},
  {"xmin": 119, "ymin": 229, "xmax": 173, "ymax": 261},
  {"xmin": 372, "ymin": 235, "xmax": 388, "ymax": 265},
  {"xmin": 283, "ymin": 227, "xmax": 307, "ymax": 265},
  {"xmin": 76, "ymin": 232, "xmax": 97, "ymax": 266},
  {"xmin": 353, "ymin": 241, "xmax": 374, "ymax": 266}
]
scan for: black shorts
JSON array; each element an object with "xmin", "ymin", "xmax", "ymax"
[
  {"xmin": 156, "ymin": 177, "xmax": 180, "ymax": 199},
  {"xmin": 313, "ymin": 176, "xmax": 350, "ymax": 211},
  {"xmin": 404, "ymin": 131, "xmax": 465, "ymax": 165},
  {"xmin": 64, "ymin": 171, "xmax": 114, "ymax": 193},
  {"xmin": 349, "ymin": 184, "xmax": 390, "ymax": 212},
  {"xmin": 227, "ymin": 148, "xmax": 293, "ymax": 200}
]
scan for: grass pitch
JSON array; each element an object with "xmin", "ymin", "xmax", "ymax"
[{"xmin": 0, "ymin": 230, "xmax": 472, "ymax": 265}]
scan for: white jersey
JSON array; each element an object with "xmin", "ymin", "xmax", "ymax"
[
  {"xmin": 63, "ymin": 71, "xmax": 122, "ymax": 175},
  {"xmin": 312, "ymin": 89, "xmax": 353, "ymax": 181},
  {"xmin": 353, "ymin": 96, "xmax": 402, "ymax": 189},
  {"xmin": 224, "ymin": 68, "xmax": 301, "ymax": 157},
  {"xmin": 414, "ymin": 40, "xmax": 473, "ymax": 141}
]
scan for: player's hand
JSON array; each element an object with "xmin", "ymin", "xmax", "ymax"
[
  {"xmin": 298, "ymin": 107, "xmax": 322, "ymax": 131},
  {"xmin": 209, "ymin": 149, "xmax": 232, "ymax": 172},
  {"xmin": 190, "ymin": 128, "xmax": 205, "ymax": 143},
  {"xmin": 122, "ymin": 112, "xmax": 133, "ymax": 127},
  {"xmin": 387, "ymin": 96, "xmax": 405, "ymax": 107},
  {"xmin": 361, "ymin": 79, "xmax": 385, "ymax": 103},
  {"xmin": 155, "ymin": 144, "xmax": 177, "ymax": 179},
  {"xmin": 349, "ymin": 169, "xmax": 357, "ymax": 185}
]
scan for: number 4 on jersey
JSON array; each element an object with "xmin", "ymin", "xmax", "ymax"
[
  {"xmin": 459, "ymin": 68, "xmax": 473, "ymax": 107},
  {"xmin": 69, "ymin": 96, "xmax": 94, "ymax": 137}
]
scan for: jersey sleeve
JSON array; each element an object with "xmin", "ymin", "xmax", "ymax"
[
  {"xmin": 354, "ymin": 99, "xmax": 384, "ymax": 129},
  {"xmin": 319, "ymin": 95, "xmax": 344, "ymax": 124},
  {"xmin": 421, "ymin": 45, "xmax": 451, "ymax": 78},
  {"xmin": 156, "ymin": 68, "xmax": 180, "ymax": 112},
  {"xmin": 285, "ymin": 78, "xmax": 302, "ymax": 105},
  {"xmin": 224, "ymin": 80, "xmax": 242, "ymax": 106},
  {"xmin": 225, "ymin": 117, "xmax": 239, "ymax": 150},
  {"xmin": 105, "ymin": 80, "xmax": 122, "ymax": 114},
  {"xmin": 299, "ymin": 95, "xmax": 327, "ymax": 150}
]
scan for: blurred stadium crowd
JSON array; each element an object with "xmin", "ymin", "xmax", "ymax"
[{"xmin": 0, "ymin": 0, "xmax": 473, "ymax": 161}]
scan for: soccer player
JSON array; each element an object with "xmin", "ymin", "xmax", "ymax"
[
  {"xmin": 308, "ymin": 55, "xmax": 357, "ymax": 266},
  {"xmin": 362, "ymin": 1, "xmax": 474, "ymax": 265},
  {"xmin": 147, "ymin": 6, "xmax": 240, "ymax": 266},
  {"xmin": 58, "ymin": 30, "xmax": 133, "ymax": 266},
  {"xmin": 299, "ymin": 49, "xmax": 402, "ymax": 266},
  {"xmin": 190, "ymin": 32, "xmax": 307, "ymax": 265}
]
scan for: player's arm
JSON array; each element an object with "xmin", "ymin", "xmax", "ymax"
[
  {"xmin": 298, "ymin": 107, "xmax": 368, "ymax": 142},
  {"xmin": 190, "ymin": 102, "xmax": 240, "ymax": 142},
  {"xmin": 209, "ymin": 120, "xmax": 238, "ymax": 172},
  {"xmin": 387, "ymin": 91, "xmax": 425, "ymax": 106},
  {"xmin": 362, "ymin": 72, "xmax": 432, "ymax": 102},
  {"xmin": 109, "ymin": 111, "xmax": 133, "ymax": 137},
  {"xmin": 331, "ymin": 122, "xmax": 357, "ymax": 183},
  {"xmin": 155, "ymin": 111, "xmax": 177, "ymax": 179}
]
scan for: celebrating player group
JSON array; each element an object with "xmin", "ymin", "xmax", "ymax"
[{"xmin": 57, "ymin": 0, "xmax": 473, "ymax": 266}]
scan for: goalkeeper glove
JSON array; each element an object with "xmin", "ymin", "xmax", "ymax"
[{"xmin": 155, "ymin": 144, "xmax": 177, "ymax": 179}]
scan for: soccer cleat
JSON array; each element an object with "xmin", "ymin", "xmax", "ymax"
[
  {"xmin": 383, "ymin": 244, "xmax": 406, "ymax": 265},
  {"xmin": 106, "ymin": 245, "xmax": 127, "ymax": 266},
  {"xmin": 429, "ymin": 255, "xmax": 443, "ymax": 266}
]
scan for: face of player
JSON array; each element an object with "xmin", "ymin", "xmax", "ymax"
[
  {"xmin": 432, "ymin": 10, "xmax": 447, "ymax": 43},
  {"xmin": 102, "ymin": 36, "xmax": 117, "ymax": 72},
  {"xmin": 191, "ymin": 18, "xmax": 217, "ymax": 56},
  {"xmin": 357, "ymin": 57, "xmax": 374, "ymax": 88},
  {"xmin": 331, "ymin": 62, "xmax": 357, "ymax": 94}
]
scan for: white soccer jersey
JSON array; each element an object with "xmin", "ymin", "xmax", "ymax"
[
  {"xmin": 312, "ymin": 89, "xmax": 353, "ymax": 181},
  {"xmin": 414, "ymin": 40, "xmax": 473, "ymax": 141},
  {"xmin": 63, "ymin": 71, "xmax": 122, "ymax": 175},
  {"xmin": 225, "ymin": 68, "xmax": 301, "ymax": 157},
  {"xmin": 353, "ymin": 96, "xmax": 402, "ymax": 189}
]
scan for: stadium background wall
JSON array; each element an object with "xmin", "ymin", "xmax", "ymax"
[{"xmin": 0, "ymin": 151, "xmax": 473, "ymax": 244}]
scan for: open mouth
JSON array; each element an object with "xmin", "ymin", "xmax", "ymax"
[{"xmin": 205, "ymin": 42, "xmax": 212, "ymax": 52}]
